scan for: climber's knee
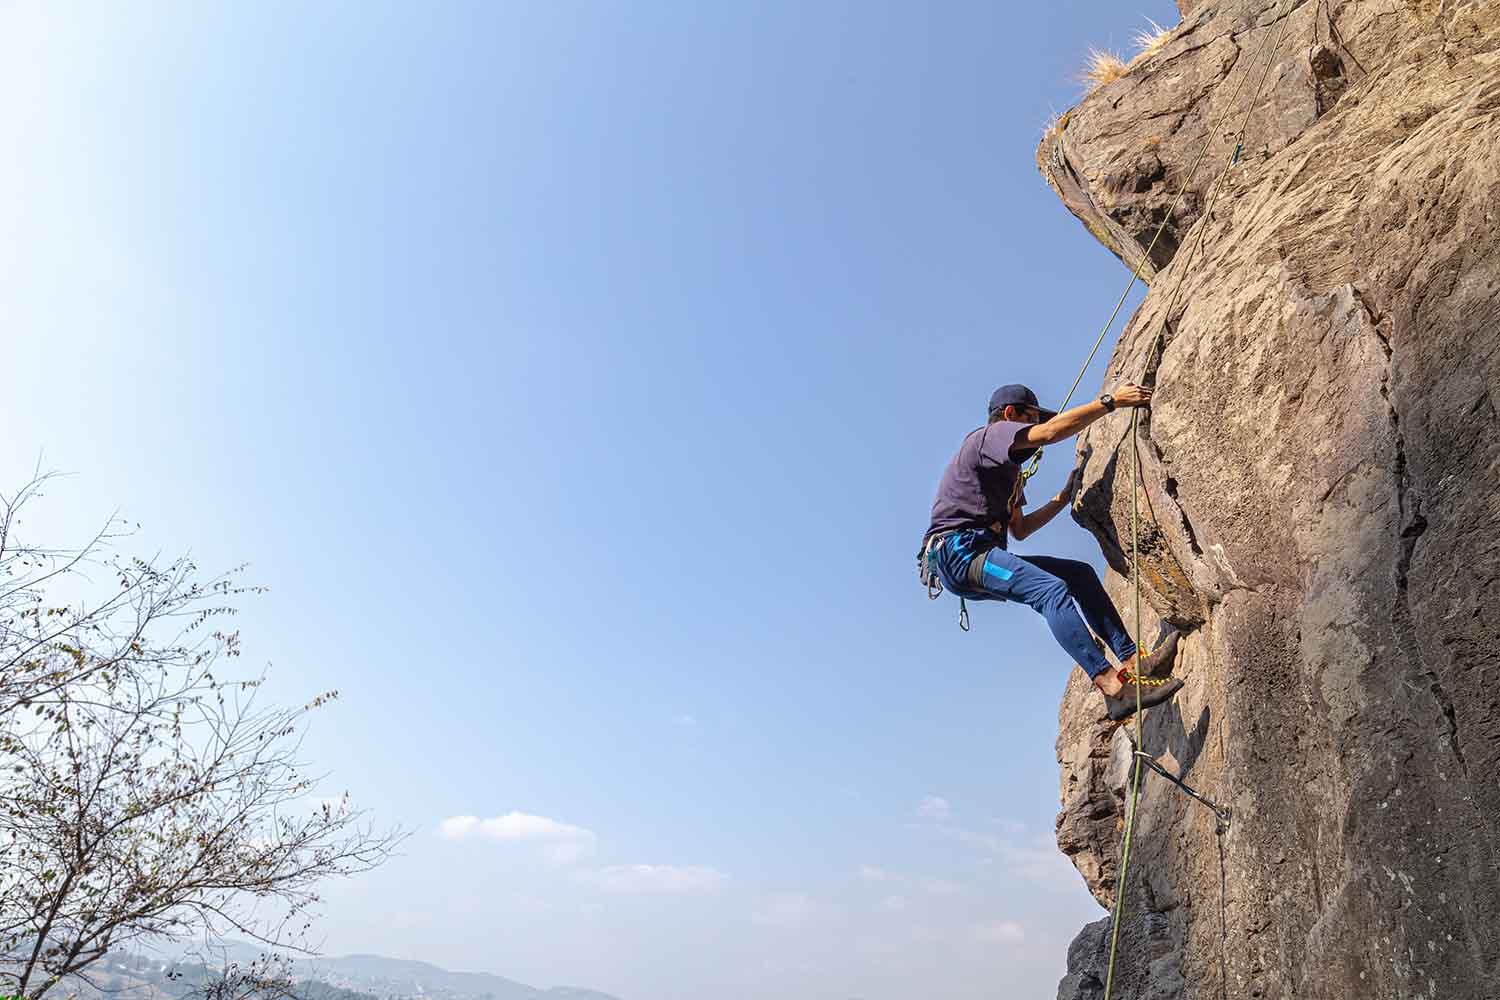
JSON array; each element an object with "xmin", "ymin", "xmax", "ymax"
[
  {"xmin": 1031, "ymin": 575, "xmax": 1073, "ymax": 615},
  {"xmin": 1024, "ymin": 555, "xmax": 1103, "ymax": 597},
  {"xmin": 1055, "ymin": 557, "xmax": 1100, "ymax": 587}
]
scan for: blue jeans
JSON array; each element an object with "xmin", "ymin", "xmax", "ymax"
[{"xmin": 932, "ymin": 529, "xmax": 1137, "ymax": 679}]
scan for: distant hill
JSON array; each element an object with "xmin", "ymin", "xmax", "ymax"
[
  {"xmin": 85, "ymin": 947, "xmax": 623, "ymax": 1000},
  {"xmin": 293, "ymin": 953, "xmax": 623, "ymax": 1000}
]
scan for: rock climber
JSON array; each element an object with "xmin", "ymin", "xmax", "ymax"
[{"xmin": 919, "ymin": 383, "xmax": 1183, "ymax": 721}]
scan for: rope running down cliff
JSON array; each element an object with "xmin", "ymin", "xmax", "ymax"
[{"xmin": 1080, "ymin": 5, "xmax": 1300, "ymax": 999}]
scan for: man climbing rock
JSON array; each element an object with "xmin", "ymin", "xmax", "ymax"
[{"xmin": 920, "ymin": 383, "xmax": 1183, "ymax": 721}]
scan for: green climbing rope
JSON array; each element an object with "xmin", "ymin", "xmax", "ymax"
[{"xmin": 1098, "ymin": 5, "xmax": 1297, "ymax": 998}]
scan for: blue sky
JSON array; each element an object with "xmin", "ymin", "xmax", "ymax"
[{"xmin": 1, "ymin": 2, "xmax": 1177, "ymax": 997}]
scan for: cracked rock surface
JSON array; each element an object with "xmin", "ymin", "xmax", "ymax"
[{"xmin": 1042, "ymin": 1, "xmax": 1500, "ymax": 997}]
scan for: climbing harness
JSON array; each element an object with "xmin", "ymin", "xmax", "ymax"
[
  {"xmin": 917, "ymin": 528, "xmax": 1000, "ymax": 631},
  {"xmin": 917, "ymin": 531, "xmax": 972, "ymax": 631},
  {"xmin": 1097, "ymin": 5, "xmax": 1297, "ymax": 999}
]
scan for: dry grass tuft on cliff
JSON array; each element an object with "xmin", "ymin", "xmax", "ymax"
[
  {"xmin": 1076, "ymin": 20, "xmax": 1173, "ymax": 97},
  {"xmin": 1079, "ymin": 47, "xmax": 1129, "ymax": 92},
  {"xmin": 1130, "ymin": 19, "xmax": 1171, "ymax": 63},
  {"xmin": 1042, "ymin": 107, "xmax": 1073, "ymax": 141}
]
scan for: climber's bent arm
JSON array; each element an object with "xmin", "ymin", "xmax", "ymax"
[{"xmin": 1008, "ymin": 475, "xmax": 1076, "ymax": 541}]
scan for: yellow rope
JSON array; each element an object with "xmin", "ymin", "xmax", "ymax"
[{"xmin": 1098, "ymin": 5, "xmax": 1296, "ymax": 997}]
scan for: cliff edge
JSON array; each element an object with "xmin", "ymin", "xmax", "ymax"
[{"xmin": 1039, "ymin": 1, "xmax": 1500, "ymax": 997}]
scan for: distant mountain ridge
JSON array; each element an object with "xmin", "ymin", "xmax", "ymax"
[
  {"xmin": 91, "ymin": 944, "xmax": 623, "ymax": 1000},
  {"xmin": 303, "ymin": 953, "xmax": 622, "ymax": 1000}
]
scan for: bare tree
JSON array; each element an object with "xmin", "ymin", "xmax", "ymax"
[
  {"xmin": 0, "ymin": 472, "xmax": 245, "ymax": 718},
  {"xmin": 166, "ymin": 948, "xmax": 301, "ymax": 1000},
  {"xmin": 0, "ymin": 475, "xmax": 402, "ymax": 1000}
]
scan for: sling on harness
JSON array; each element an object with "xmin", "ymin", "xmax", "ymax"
[{"xmin": 917, "ymin": 530, "xmax": 995, "ymax": 632}]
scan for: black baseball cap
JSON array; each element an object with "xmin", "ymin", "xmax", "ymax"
[{"xmin": 988, "ymin": 384, "xmax": 1058, "ymax": 421}]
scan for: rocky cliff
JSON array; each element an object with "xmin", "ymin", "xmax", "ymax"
[{"xmin": 1038, "ymin": 1, "xmax": 1500, "ymax": 997}]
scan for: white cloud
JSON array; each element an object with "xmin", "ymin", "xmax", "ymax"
[
  {"xmin": 579, "ymin": 864, "xmax": 728, "ymax": 894},
  {"xmin": 919, "ymin": 822, "xmax": 1078, "ymax": 891},
  {"xmin": 437, "ymin": 812, "xmax": 597, "ymax": 864},
  {"xmin": 878, "ymin": 895, "xmax": 907, "ymax": 913},
  {"xmin": 859, "ymin": 865, "xmax": 894, "ymax": 883},
  {"xmin": 916, "ymin": 796, "xmax": 951, "ymax": 820},
  {"xmin": 974, "ymin": 919, "xmax": 1026, "ymax": 944},
  {"xmin": 995, "ymin": 836, "xmax": 1078, "ymax": 889},
  {"xmin": 676, "ymin": 714, "xmax": 698, "ymax": 728},
  {"xmin": 436, "ymin": 815, "xmax": 732, "ymax": 888},
  {"xmin": 437, "ymin": 811, "xmax": 595, "ymax": 842}
]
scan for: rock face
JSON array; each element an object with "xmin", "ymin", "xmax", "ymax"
[{"xmin": 1039, "ymin": 2, "xmax": 1500, "ymax": 997}]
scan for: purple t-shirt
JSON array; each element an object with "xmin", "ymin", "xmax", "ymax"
[{"xmin": 925, "ymin": 420, "xmax": 1036, "ymax": 547}]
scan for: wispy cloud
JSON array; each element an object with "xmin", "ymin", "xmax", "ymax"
[
  {"xmin": 578, "ymin": 864, "xmax": 728, "ymax": 894},
  {"xmin": 995, "ymin": 836, "xmax": 1078, "ymax": 889},
  {"xmin": 437, "ymin": 811, "xmax": 593, "ymax": 842},
  {"xmin": 906, "ymin": 803, "xmax": 1076, "ymax": 892},
  {"xmin": 922, "ymin": 824, "xmax": 1076, "ymax": 890},
  {"xmin": 438, "ymin": 814, "xmax": 732, "ymax": 888},
  {"xmin": 437, "ymin": 811, "xmax": 598, "ymax": 863}
]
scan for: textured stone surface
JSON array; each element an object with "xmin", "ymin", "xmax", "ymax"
[
  {"xmin": 1056, "ymin": 917, "xmax": 1109, "ymax": 1000},
  {"xmin": 1043, "ymin": 1, "xmax": 1500, "ymax": 998},
  {"xmin": 1038, "ymin": 0, "xmax": 1411, "ymax": 281}
]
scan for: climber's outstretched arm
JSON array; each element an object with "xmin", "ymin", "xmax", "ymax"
[{"xmin": 1015, "ymin": 383, "xmax": 1153, "ymax": 449}]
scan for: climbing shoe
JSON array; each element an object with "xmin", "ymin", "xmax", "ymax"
[
  {"xmin": 1104, "ymin": 676, "xmax": 1184, "ymax": 722},
  {"xmin": 1131, "ymin": 621, "xmax": 1181, "ymax": 679}
]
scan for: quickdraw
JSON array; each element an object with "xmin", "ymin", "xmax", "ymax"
[{"xmin": 1125, "ymin": 734, "xmax": 1233, "ymax": 834}]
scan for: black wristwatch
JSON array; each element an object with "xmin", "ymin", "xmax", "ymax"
[{"xmin": 1099, "ymin": 393, "xmax": 1117, "ymax": 412}]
